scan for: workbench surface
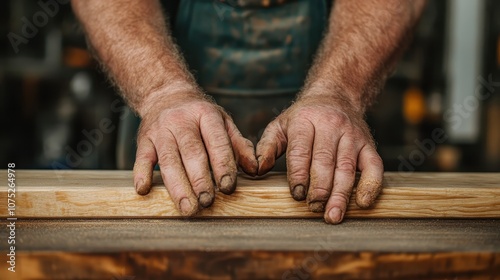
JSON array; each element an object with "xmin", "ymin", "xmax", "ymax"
[
  {"xmin": 2, "ymin": 218, "xmax": 499, "ymax": 279},
  {"xmin": 13, "ymin": 219, "xmax": 500, "ymax": 252}
]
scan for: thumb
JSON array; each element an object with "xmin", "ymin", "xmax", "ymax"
[
  {"xmin": 133, "ymin": 136, "xmax": 157, "ymax": 195},
  {"xmin": 255, "ymin": 119, "xmax": 287, "ymax": 176},
  {"xmin": 224, "ymin": 115, "xmax": 258, "ymax": 176}
]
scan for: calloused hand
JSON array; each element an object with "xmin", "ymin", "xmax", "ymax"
[
  {"xmin": 256, "ymin": 95, "xmax": 383, "ymax": 224},
  {"xmin": 133, "ymin": 93, "xmax": 257, "ymax": 216}
]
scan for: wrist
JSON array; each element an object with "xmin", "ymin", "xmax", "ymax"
[
  {"xmin": 138, "ymin": 81, "xmax": 203, "ymax": 117},
  {"xmin": 300, "ymin": 81, "xmax": 366, "ymax": 114}
]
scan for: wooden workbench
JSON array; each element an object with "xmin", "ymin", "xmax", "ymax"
[{"xmin": 0, "ymin": 170, "xmax": 499, "ymax": 279}]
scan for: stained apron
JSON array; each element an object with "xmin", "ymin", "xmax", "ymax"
[{"xmin": 116, "ymin": 0, "xmax": 328, "ymax": 170}]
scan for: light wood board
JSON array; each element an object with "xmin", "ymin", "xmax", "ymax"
[{"xmin": 0, "ymin": 170, "xmax": 499, "ymax": 218}]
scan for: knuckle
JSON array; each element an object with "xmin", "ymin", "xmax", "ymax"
[
  {"xmin": 157, "ymin": 150, "xmax": 175, "ymax": 165},
  {"xmin": 261, "ymin": 122, "xmax": 286, "ymax": 147},
  {"xmin": 255, "ymin": 140, "xmax": 268, "ymax": 155},
  {"xmin": 183, "ymin": 147, "xmax": 206, "ymax": 161},
  {"xmin": 137, "ymin": 123, "xmax": 154, "ymax": 139},
  {"xmin": 287, "ymin": 136, "xmax": 312, "ymax": 160},
  {"xmin": 261, "ymin": 120, "xmax": 278, "ymax": 138},
  {"xmin": 292, "ymin": 107, "xmax": 311, "ymax": 119},
  {"xmin": 287, "ymin": 167, "xmax": 309, "ymax": 184},
  {"xmin": 295, "ymin": 109, "xmax": 313, "ymax": 120},
  {"xmin": 197, "ymin": 103, "xmax": 216, "ymax": 116},
  {"xmin": 336, "ymin": 157, "xmax": 357, "ymax": 173},
  {"xmin": 307, "ymin": 171, "xmax": 331, "ymax": 198},
  {"xmin": 343, "ymin": 126, "xmax": 357, "ymax": 137},
  {"xmin": 243, "ymin": 139, "xmax": 254, "ymax": 149},
  {"xmin": 329, "ymin": 191, "xmax": 351, "ymax": 206},
  {"xmin": 208, "ymin": 135, "xmax": 231, "ymax": 151},
  {"xmin": 199, "ymin": 104, "xmax": 222, "ymax": 120},
  {"xmin": 368, "ymin": 153, "xmax": 384, "ymax": 168},
  {"xmin": 308, "ymin": 187, "xmax": 330, "ymax": 201},
  {"xmin": 157, "ymin": 153, "xmax": 169, "ymax": 166},
  {"xmin": 287, "ymin": 145, "xmax": 310, "ymax": 160},
  {"xmin": 312, "ymin": 149, "xmax": 335, "ymax": 166},
  {"xmin": 189, "ymin": 174, "xmax": 210, "ymax": 190},
  {"xmin": 330, "ymin": 112, "xmax": 349, "ymax": 127},
  {"xmin": 178, "ymin": 136, "xmax": 205, "ymax": 160},
  {"xmin": 135, "ymin": 150, "xmax": 156, "ymax": 162},
  {"xmin": 211, "ymin": 152, "xmax": 237, "ymax": 173}
]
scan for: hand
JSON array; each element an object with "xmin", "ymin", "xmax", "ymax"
[
  {"xmin": 133, "ymin": 92, "xmax": 258, "ymax": 216},
  {"xmin": 256, "ymin": 94, "xmax": 384, "ymax": 224}
]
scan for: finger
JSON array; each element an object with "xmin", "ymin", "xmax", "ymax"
[
  {"xmin": 157, "ymin": 131, "xmax": 199, "ymax": 216},
  {"xmin": 286, "ymin": 120, "xmax": 314, "ymax": 201},
  {"xmin": 306, "ymin": 127, "xmax": 338, "ymax": 212},
  {"xmin": 133, "ymin": 137, "xmax": 157, "ymax": 195},
  {"xmin": 225, "ymin": 115, "xmax": 258, "ymax": 176},
  {"xmin": 324, "ymin": 136, "xmax": 358, "ymax": 224},
  {"xmin": 200, "ymin": 112, "xmax": 238, "ymax": 194},
  {"xmin": 355, "ymin": 144, "xmax": 384, "ymax": 208},
  {"xmin": 255, "ymin": 120, "xmax": 287, "ymax": 176},
  {"xmin": 175, "ymin": 127, "xmax": 215, "ymax": 208}
]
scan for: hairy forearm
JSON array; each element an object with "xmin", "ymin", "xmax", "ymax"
[
  {"xmin": 71, "ymin": 0, "xmax": 199, "ymax": 116},
  {"xmin": 303, "ymin": 0, "xmax": 426, "ymax": 112}
]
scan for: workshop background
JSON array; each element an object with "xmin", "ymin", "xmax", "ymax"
[{"xmin": 1, "ymin": 0, "xmax": 499, "ymax": 172}]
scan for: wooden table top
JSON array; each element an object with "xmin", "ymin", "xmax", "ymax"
[
  {"xmin": 12, "ymin": 218, "xmax": 500, "ymax": 253},
  {"xmin": 2, "ymin": 218, "xmax": 499, "ymax": 279}
]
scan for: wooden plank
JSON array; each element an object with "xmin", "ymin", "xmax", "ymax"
[
  {"xmin": 1, "ymin": 219, "xmax": 500, "ymax": 279},
  {"xmin": 0, "ymin": 170, "xmax": 499, "ymax": 218}
]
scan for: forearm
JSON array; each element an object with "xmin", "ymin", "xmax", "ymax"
[
  {"xmin": 302, "ymin": 0, "xmax": 426, "ymax": 112},
  {"xmin": 71, "ymin": 0, "xmax": 199, "ymax": 116}
]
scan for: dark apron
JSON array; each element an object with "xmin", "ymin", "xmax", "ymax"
[{"xmin": 117, "ymin": 0, "xmax": 328, "ymax": 169}]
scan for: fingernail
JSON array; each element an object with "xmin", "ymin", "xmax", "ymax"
[
  {"xmin": 135, "ymin": 179, "xmax": 146, "ymax": 195},
  {"xmin": 179, "ymin": 198, "xmax": 193, "ymax": 215},
  {"xmin": 257, "ymin": 155, "xmax": 263, "ymax": 163},
  {"xmin": 309, "ymin": 201, "xmax": 325, "ymax": 212},
  {"xmin": 362, "ymin": 193, "xmax": 370, "ymax": 201},
  {"xmin": 357, "ymin": 193, "xmax": 372, "ymax": 209},
  {"xmin": 220, "ymin": 175, "xmax": 235, "ymax": 194},
  {"xmin": 198, "ymin": 191, "xmax": 214, "ymax": 208},
  {"xmin": 292, "ymin": 185, "xmax": 306, "ymax": 200},
  {"xmin": 256, "ymin": 155, "xmax": 264, "ymax": 175},
  {"xmin": 327, "ymin": 207, "xmax": 343, "ymax": 224}
]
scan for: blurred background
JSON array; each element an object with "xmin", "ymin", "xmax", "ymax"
[{"xmin": 1, "ymin": 0, "xmax": 499, "ymax": 172}]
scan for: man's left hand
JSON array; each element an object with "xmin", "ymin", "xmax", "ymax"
[{"xmin": 256, "ymin": 94, "xmax": 384, "ymax": 224}]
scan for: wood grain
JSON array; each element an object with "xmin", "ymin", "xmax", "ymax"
[
  {"xmin": 7, "ymin": 251, "xmax": 500, "ymax": 280},
  {"xmin": 10, "ymin": 219, "xmax": 500, "ymax": 252},
  {"xmin": 1, "ymin": 219, "xmax": 499, "ymax": 279},
  {"xmin": 0, "ymin": 170, "xmax": 499, "ymax": 218}
]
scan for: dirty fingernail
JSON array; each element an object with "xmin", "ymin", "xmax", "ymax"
[
  {"xmin": 292, "ymin": 185, "xmax": 306, "ymax": 200},
  {"xmin": 220, "ymin": 175, "xmax": 235, "ymax": 194},
  {"xmin": 309, "ymin": 201, "xmax": 325, "ymax": 212},
  {"xmin": 179, "ymin": 198, "xmax": 193, "ymax": 215},
  {"xmin": 256, "ymin": 155, "xmax": 265, "ymax": 175},
  {"xmin": 327, "ymin": 207, "xmax": 343, "ymax": 224},
  {"xmin": 257, "ymin": 155, "xmax": 264, "ymax": 164},
  {"xmin": 198, "ymin": 191, "xmax": 214, "ymax": 208},
  {"xmin": 135, "ymin": 179, "xmax": 147, "ymax": 195},
  {"xmin": 357, "ymin": 193, "xmax": 372, "ymax": 209},
  {"xmin": 241, "ymin": 156, "xmax": 258, "ymax": 177}
]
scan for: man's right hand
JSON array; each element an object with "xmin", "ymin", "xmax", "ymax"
[
  {"xmin": 71, "ymin": 0, "xmax": 258, "ymax": 216},
  {"xmin": 133, "ymin": 91, "xmax": 258, "ymax": 216}
]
